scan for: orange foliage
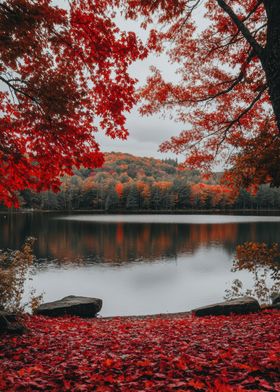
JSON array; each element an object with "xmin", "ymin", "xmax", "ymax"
[
  {"xmin": 155, "ymin": 181, "xmax": 172, "ymax": 190},
  {"xmin": 115, "ymin": 183, "xmax": 124, "ymax": 198},
  {"xmin": 191, "ymin": 183, "xmax": 234, "ymax": 207}
]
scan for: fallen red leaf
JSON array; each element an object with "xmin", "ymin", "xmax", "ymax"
[{"xmin": 0, "ymin": 310, "xmax": 279, "ymax": 391}]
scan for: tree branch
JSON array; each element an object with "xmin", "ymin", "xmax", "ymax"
[
  {"xmin": 242, "ymin": 0, "xmax": 263, "ymax": 23},
  {"xmin": 164, "ymin": 49, "xmax": 256, "ymax": 106},
  {"xmin": 216, "ymin": 0, "xmax": 264, "ymax": 59},
  {"xmin": 219, "ymin": 84, "xmax": 268, "ymax": 140},
  {"xmin": 0, "ymin": 75, "xmax": 38, "ymax": 104}
]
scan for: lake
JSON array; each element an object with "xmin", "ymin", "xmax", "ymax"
[{"xmin": 1, "ymin": 212, "xmax": 280, "ymax": 316}]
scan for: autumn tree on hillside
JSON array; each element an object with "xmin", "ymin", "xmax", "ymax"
[
  {"xmin": 0, "ymin": 0, "xmax": 146, "ymax": 207},
  {"xmin": 125, "ymin": 0, "xmax": 280, "ymax": 190}
]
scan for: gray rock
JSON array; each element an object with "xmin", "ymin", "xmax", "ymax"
[
  {"xmin": 0, "ymin": 312, "xmax": 9, "ymax": 332},
  {"xmin": 270, "ymin": 303, "xmax": 280, "ymax": 310},
  {"xmin": 271, "ymin": 293, "xmax": 280, "ymax": 305},
  {"xmin": 34, "ymin": 295, "xmax": 102, "ymax": 318},
  {"xmin": 192, "ymin": 296, "xmax": 260, "ymax": 317},
  {"xmin": 0, "ymin": 311, "xmax": 17, "ymax": 322},
  {"xmin": 0, "ymin": 311, "xmax": 25, "ymax": 334},
  {"xmin": 6, "ymin": 322, "xmax": 26, "ymax": 335}
]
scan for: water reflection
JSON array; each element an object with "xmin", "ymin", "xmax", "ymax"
[
  {"xmin": 1, "ymin": 213, "xmax": 280, "ymax": 315},
  {"xmin": 1, "ymin": 213, "xmax": 280, "ymax": 264}
]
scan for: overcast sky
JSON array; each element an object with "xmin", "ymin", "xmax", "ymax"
[
  {"xmin": 96, "ymin": 13, "xmax": 186, "ymax": 161},
  {"xmin": 95, "ymin": 52, "xmax": 184, "ymax": 161},
  {"xmin": 94, "ymin": 5, "xmax": 208, "ymax": 162}
]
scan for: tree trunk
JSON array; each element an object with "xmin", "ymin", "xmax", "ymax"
[{"xmin": 263, "ymin": 0, "xmax": 280, "ymax": 131}]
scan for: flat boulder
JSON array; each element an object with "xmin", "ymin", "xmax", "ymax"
[
  {"xmin": 34, "ymin": 296, "xmax": 102, "ymax": 318},
  {"xmin": 192, "ymin": 296, "xmax": 260, "ymax": 317}
]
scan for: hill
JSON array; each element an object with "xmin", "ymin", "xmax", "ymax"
[{"xmin": 19, "ymin": 152, "xmax": 280, "ymax": 211}]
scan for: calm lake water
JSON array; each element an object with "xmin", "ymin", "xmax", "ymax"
[{"xmin": 1, "ymin": 212, "xmax": 280, "ymax": 316}]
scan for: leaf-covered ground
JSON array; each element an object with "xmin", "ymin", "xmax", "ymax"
[{"xmin": 0, "ymin": 310, "xmax": 279, "ymax": 391}]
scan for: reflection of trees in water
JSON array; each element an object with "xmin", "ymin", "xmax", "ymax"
[
  {"xmin": 225, "ymin": 242, "xmax": 280, "ymax": 303},
  {"xmin": 1, "ymin": 213, "xmax": 280, "ymax": 266},
  {"xmin": 222, "ymin": 222, "xmax": 280, "ymax": 255}
]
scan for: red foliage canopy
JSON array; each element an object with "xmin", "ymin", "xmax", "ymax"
[
  {"xmin": 0, "ymin": 0, "xmax": 146, "ymax": 207},
  {"xmin": 125, "ymin": 0, "xmax": 280, "ymax": 191},
  {"xmin": 0, "ymin": 311, "xmax": 279, "ymax": 391}
]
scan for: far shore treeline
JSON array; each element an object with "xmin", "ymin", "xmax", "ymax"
[{"xmin": 7, "ymin": 152, "xmax": 280, "ymax": 211}]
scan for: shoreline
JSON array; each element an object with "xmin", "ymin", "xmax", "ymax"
[
  {"xmin": 3, "ymin": 208, "xmax": 280, "ymax": 215},
  {"xmin": 98, "ymin": 303, "xmax": 280, "ymax": 321},
  {"xmin": 97, "ymin": 310, "xmax": 193, "ymax": 321},
  {"xmin": 34, "ymin": 301, "xmax": 279, "ymax": 322}
]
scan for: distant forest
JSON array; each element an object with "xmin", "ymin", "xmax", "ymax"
[{"xmin": 15, "ymin": 152, "xmax": 280, "ymax": 211}]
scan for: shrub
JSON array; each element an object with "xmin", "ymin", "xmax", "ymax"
[{"xmin": 0, "ymin": 237, "xmax": 40, "ymax": 312}]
